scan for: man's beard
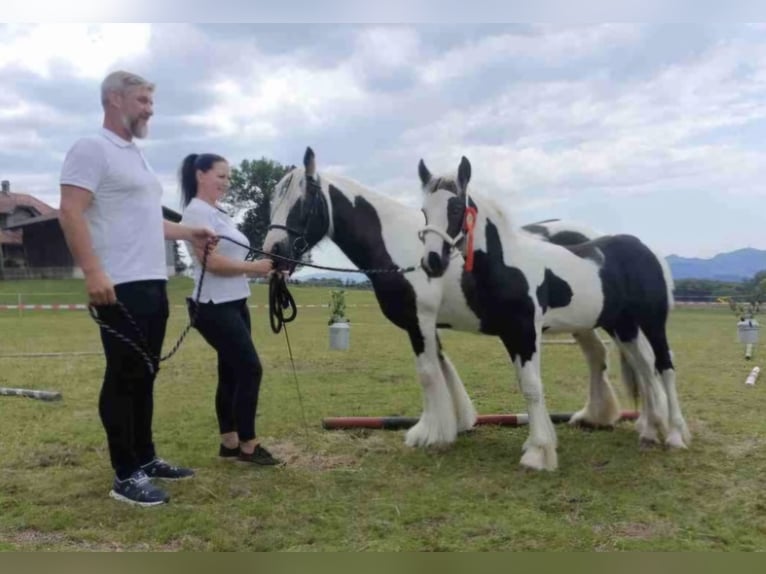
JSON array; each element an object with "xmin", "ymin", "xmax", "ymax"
[{"xmin": 122, "ymin": 114, "xmax": 148, "ymax": 139}]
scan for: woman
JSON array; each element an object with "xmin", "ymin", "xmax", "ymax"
[{"xmin": 180, "ymin": 153, "xmax": 280, "ymax": 466}]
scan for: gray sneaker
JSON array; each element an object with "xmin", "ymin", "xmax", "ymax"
[{"xmin": 109, "ymin": 470, "xmax": 169, "ymax": 507}]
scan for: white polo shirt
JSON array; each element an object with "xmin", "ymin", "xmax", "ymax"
[
  {"xmin": 60, "ymin": 128, "xmax": 167, "ymax": 285},
  {"xmin": 181, "ymin": 198, "xmax": 251, "ymax": 304}
]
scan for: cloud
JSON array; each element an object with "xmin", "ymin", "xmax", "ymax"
[
  {"xmin": 3, "ymin": 23, "xmax": 766, "ymax": 261},
  {"xmin": 394, "ymin": 31, "xmax": 766, "ymax": 211},
  {"xmin": 420, "ymin": 24, "xmax": 642, "ymax": 85},
  {"xmin": 0, "ymin": 24, "xmax": 152, "ymax": 79}
]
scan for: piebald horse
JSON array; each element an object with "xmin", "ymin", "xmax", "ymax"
[
  {"xmin": 263, "ymin": 148, "xmax": 646, "ymax": 463},
  {"xmin": 417, "ymin": 156, "xmax": 689, "ymax": 470}
]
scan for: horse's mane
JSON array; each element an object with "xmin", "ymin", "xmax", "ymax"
[
  {"xmin": 320, "ymin": 171, "xmax": 422, "ymax": 224},
  {"xmin": 461, "ymin": 188, "xmax": 516, "ymax": 236}
]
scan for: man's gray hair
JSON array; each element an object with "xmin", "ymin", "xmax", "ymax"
[{"xmin": 101, "ymin": 71, "xmax": 155, "ymax": 107}]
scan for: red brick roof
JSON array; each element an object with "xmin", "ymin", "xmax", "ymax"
[
  {"xmin": 0, "ymin": 192, "xmax": 56, "ymax": 216},
  {"xmin": 0, "ymin": 191, "xmax": 56, "ymax": 246}
]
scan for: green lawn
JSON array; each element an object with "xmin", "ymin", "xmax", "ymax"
[{"xmin": 1, "ymin": 278, "xmax": 765, "ymax": 550}]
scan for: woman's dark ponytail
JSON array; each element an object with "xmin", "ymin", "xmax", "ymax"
[{"xmin": 180, "ymin": 153, "xmax": 200, "ymax": 207}]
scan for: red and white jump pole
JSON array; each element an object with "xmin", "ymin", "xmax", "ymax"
[{"xmin": 322, "ymin": 410, "xmax": 639, "ymax": 431}]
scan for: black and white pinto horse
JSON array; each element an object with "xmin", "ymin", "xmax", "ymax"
[
  {"xmin": 417, "ymin": 156, "xmax": 690, "ymax": 470},
  {"xmin": 263, "ymin": 148, "xmax": 646, "ymax": 465}
]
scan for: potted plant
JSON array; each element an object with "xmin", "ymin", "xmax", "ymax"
[
  {"xmin": 727, "ymin": 296, "xmax": 761, "ymax": 359},
  {"xmin": 328, "ymin": 290, "xmax": 350, "ymax": 350}
]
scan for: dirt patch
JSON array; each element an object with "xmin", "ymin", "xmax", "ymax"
[
  {"xmin": 594, "ymin": 520, "xmax": 677, "ymax": 543},
  {"xmin": 5, "ymin": 529, "xmax": 191, "ymax": 552},
  {"xmin": 26, "ymin": 445, "xmax": 82, "ymax": 469},
  {"xmin": 266, "ymin": 438, "xmax": 359, "ymax": 471},
  {"xmin": 725, "ymin": 436, "xmax": 764, "ymax": 458}
]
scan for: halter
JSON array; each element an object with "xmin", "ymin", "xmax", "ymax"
[
  {"xmin": 267, "ymin": 174, "xmax": 327, "ymax": 262},
  {"xmin": 419, "ymin": 193, "xmax": 478, "ymax": 272}
]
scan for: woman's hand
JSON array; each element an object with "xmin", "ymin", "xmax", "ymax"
[{"xmin": 248, "ymin": 259, "xmax": 275, "ymax": 276}]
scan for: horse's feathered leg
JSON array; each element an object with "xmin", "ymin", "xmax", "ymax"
[
  {"xmin": 614, "ymin": 331, "xmax": 669, "ymax": 447},
  {"xmin": 404, "ymin": 312, "xmax": 459, "ymax": 447},
  {"xmin": 568, "ymin": 330, "xmax": 622, "ymax": 428},
  {"xmin": 504, "ymin": 326, "xmax": 558, "ymax": 471},
  {"xmin": 438, "ymin": 350, "xmax": 478, "ymax": 432},
  {"xmin": 638, "ymin": 320, "xmax": 690, "ymax": 449}
]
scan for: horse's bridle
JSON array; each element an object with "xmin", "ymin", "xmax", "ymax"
[
  {"xmin": 418, "ymin": 194, "xmax": 478, "ymax": 270},
  {"xmin": 267, "ymin": 174, "xmax": 327, "ymax": 263}
]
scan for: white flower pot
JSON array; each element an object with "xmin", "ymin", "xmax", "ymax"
[
  {"xmin": 329, "ymin": 322, "xmax": 350, "ymax": 350},
  {"xmin": 738, "ymin": 319, "xmax": 760, "ymax": 344}
]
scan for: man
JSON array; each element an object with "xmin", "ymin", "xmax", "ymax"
[{"xmin": 59, "ymin": 70, "xmax": 216, "ymax": 506}]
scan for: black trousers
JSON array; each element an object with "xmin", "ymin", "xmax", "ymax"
[
  {"xmin": 189, "ymin": 298, "xmax": 262, "ymax": 442},
  {"xmin": 96, "ymin": 280, "xmax": 168, "ymax": 480}
]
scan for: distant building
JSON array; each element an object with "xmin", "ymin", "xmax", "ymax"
[{"xmin": 0, "ymin": 179, "xmax": 182, "ymax": 280}]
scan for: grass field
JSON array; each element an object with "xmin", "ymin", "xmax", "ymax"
[{"xmin": 1, "ymin": 277, "xmax": 765, "ymax": 551}]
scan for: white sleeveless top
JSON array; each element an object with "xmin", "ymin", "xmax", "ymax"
[{"xmin": 180, "ymin": 198, "xmax": 251, "ymax": 303}]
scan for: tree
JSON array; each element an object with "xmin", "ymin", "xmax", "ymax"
[
  {"xmin": 238, "ymin": 199, "xmax": 273, "ymax": 256},
  {"xmin": 227, "ymin": 157, "xmax": 294, "ymax": 252},
  {"xmin": 173, "ymin": 241, "xmax": 188, "ymax": 275},
  {"xmin": 228, "ymin": 157, "xmax": 315, "ymax": 269}
]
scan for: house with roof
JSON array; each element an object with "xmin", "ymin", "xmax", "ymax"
[{"xmin": 0, "ymin": 179, "xmax": 183, "ymax": 280}]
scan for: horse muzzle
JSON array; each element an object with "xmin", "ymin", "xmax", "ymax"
[
  {"xmin": 421, "ymin": 251, "xmax": 446, "ymax": 278},
  {"xmin": 266, "ymin": 241, "xmax": 294, "ymax": 273}
]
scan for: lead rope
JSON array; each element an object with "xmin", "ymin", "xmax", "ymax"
[
  {"xmin": 267, "ymin": 271, "xmax": 310, "ymax": 441},
  {"xmin": 87, "ymin": 240, "xmax": 211, "ymax": 376}
]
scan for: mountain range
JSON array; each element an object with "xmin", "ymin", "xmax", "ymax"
[
  {"xmin": 293, "ymin": 248, "xmax": 766, "ymax": 284},
  {"xmin": 666, "ymin": 248, "xmax": 766, "ymax": 281}
]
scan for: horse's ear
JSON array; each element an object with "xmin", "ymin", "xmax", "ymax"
[
  {"xmin": 418, "ymin": 159, "xmax": 432, "ymax": 187},
  {"xmin": 458, "ymin": 156, "xmax": 471, "ymax": 191},
  {"xmin": 304, "ymin": 147, "xmax": 316, "ymax": 177}
]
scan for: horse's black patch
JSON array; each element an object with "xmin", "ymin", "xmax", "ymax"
[
  {"xmin": 283, "ymin": 182, "xmax": 330, "ymax": 251},
  {"xmin": 523, "ymin": 223, "xmax": 601, "ymax": 260},
  {"xmin": 591, "ymin": 234, "xmax": 674, "ymax": 371},
  {"xmin": 460, "ymin": 219, "xmax": 538, "ymax": 365},
  {"xmin": 329, "ymin": 185, "xmax": 425, "ymax": 354},
  {"xmin": 521, "ymin": 223, "xmax": 551, "ymax": 238},
  {"xmin": 536, "ymin": 268, "xmax": 573, "ymax": 314},
  {"xmin": 564, "ymin": 240, "xmax": 605, "ymax": 266},
  {"xmin": 549, "ymin": 231, "xmax": 591, "ymax": 246}
]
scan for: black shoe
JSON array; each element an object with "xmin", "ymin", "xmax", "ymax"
[
  {"xmin": 219, "ymin": 444, "xmax": 240, "ymax": 459},
  {"xmin": 238, "ymin": 444, "xmax": 282, "ymax": 466},
  {"xmin": 140, "ymin": 457, "xmax": 195, "ymax": 480},
  {"xmin": 109, "ymin": 470, "xmax": 169, "ymax": 507}
]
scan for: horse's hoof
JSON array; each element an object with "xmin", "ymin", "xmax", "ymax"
[
  {"xmin": 639, "ymin": 436, "xmax": 661, "ymax": 450},
  {"xmin": 520, "ymin": 446, "xmax": 558, "ymax": 471},
  {"xmin": 665, "ymin": 429, "xmax": 688, "ymax": 450}
]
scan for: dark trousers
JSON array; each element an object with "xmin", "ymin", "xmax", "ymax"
[
  {"xmin": 189, "ymin": 298, "xmax": 262, "ymax": 442},
  {"xmin": 96, "ymin": 280, "xmax": 168, "ymax": 480}
]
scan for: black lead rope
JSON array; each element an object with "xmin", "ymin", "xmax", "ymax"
[
  {"xmin": 217, "ymin": 236, "xmax": 419, "ymax": 276},
  {"xmin": 88, "ymin": 235, "xmax": 418, "ymax": 374},
  {"xmin": 268, "ymin": 271, "xmax": 297, "ymax": 334},
  {"xmin": 88, "ymin": 243, "xmax": 211, "ymax": 376}
]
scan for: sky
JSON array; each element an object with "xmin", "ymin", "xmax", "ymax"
[{"xmin": 2, "ymin": 22, "xmax": 766, "ymax": 268}]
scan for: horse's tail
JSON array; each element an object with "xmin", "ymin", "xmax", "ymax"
[{"xmin": 652, "ymin": 246, "xmax": 675, "ymax": 311}]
